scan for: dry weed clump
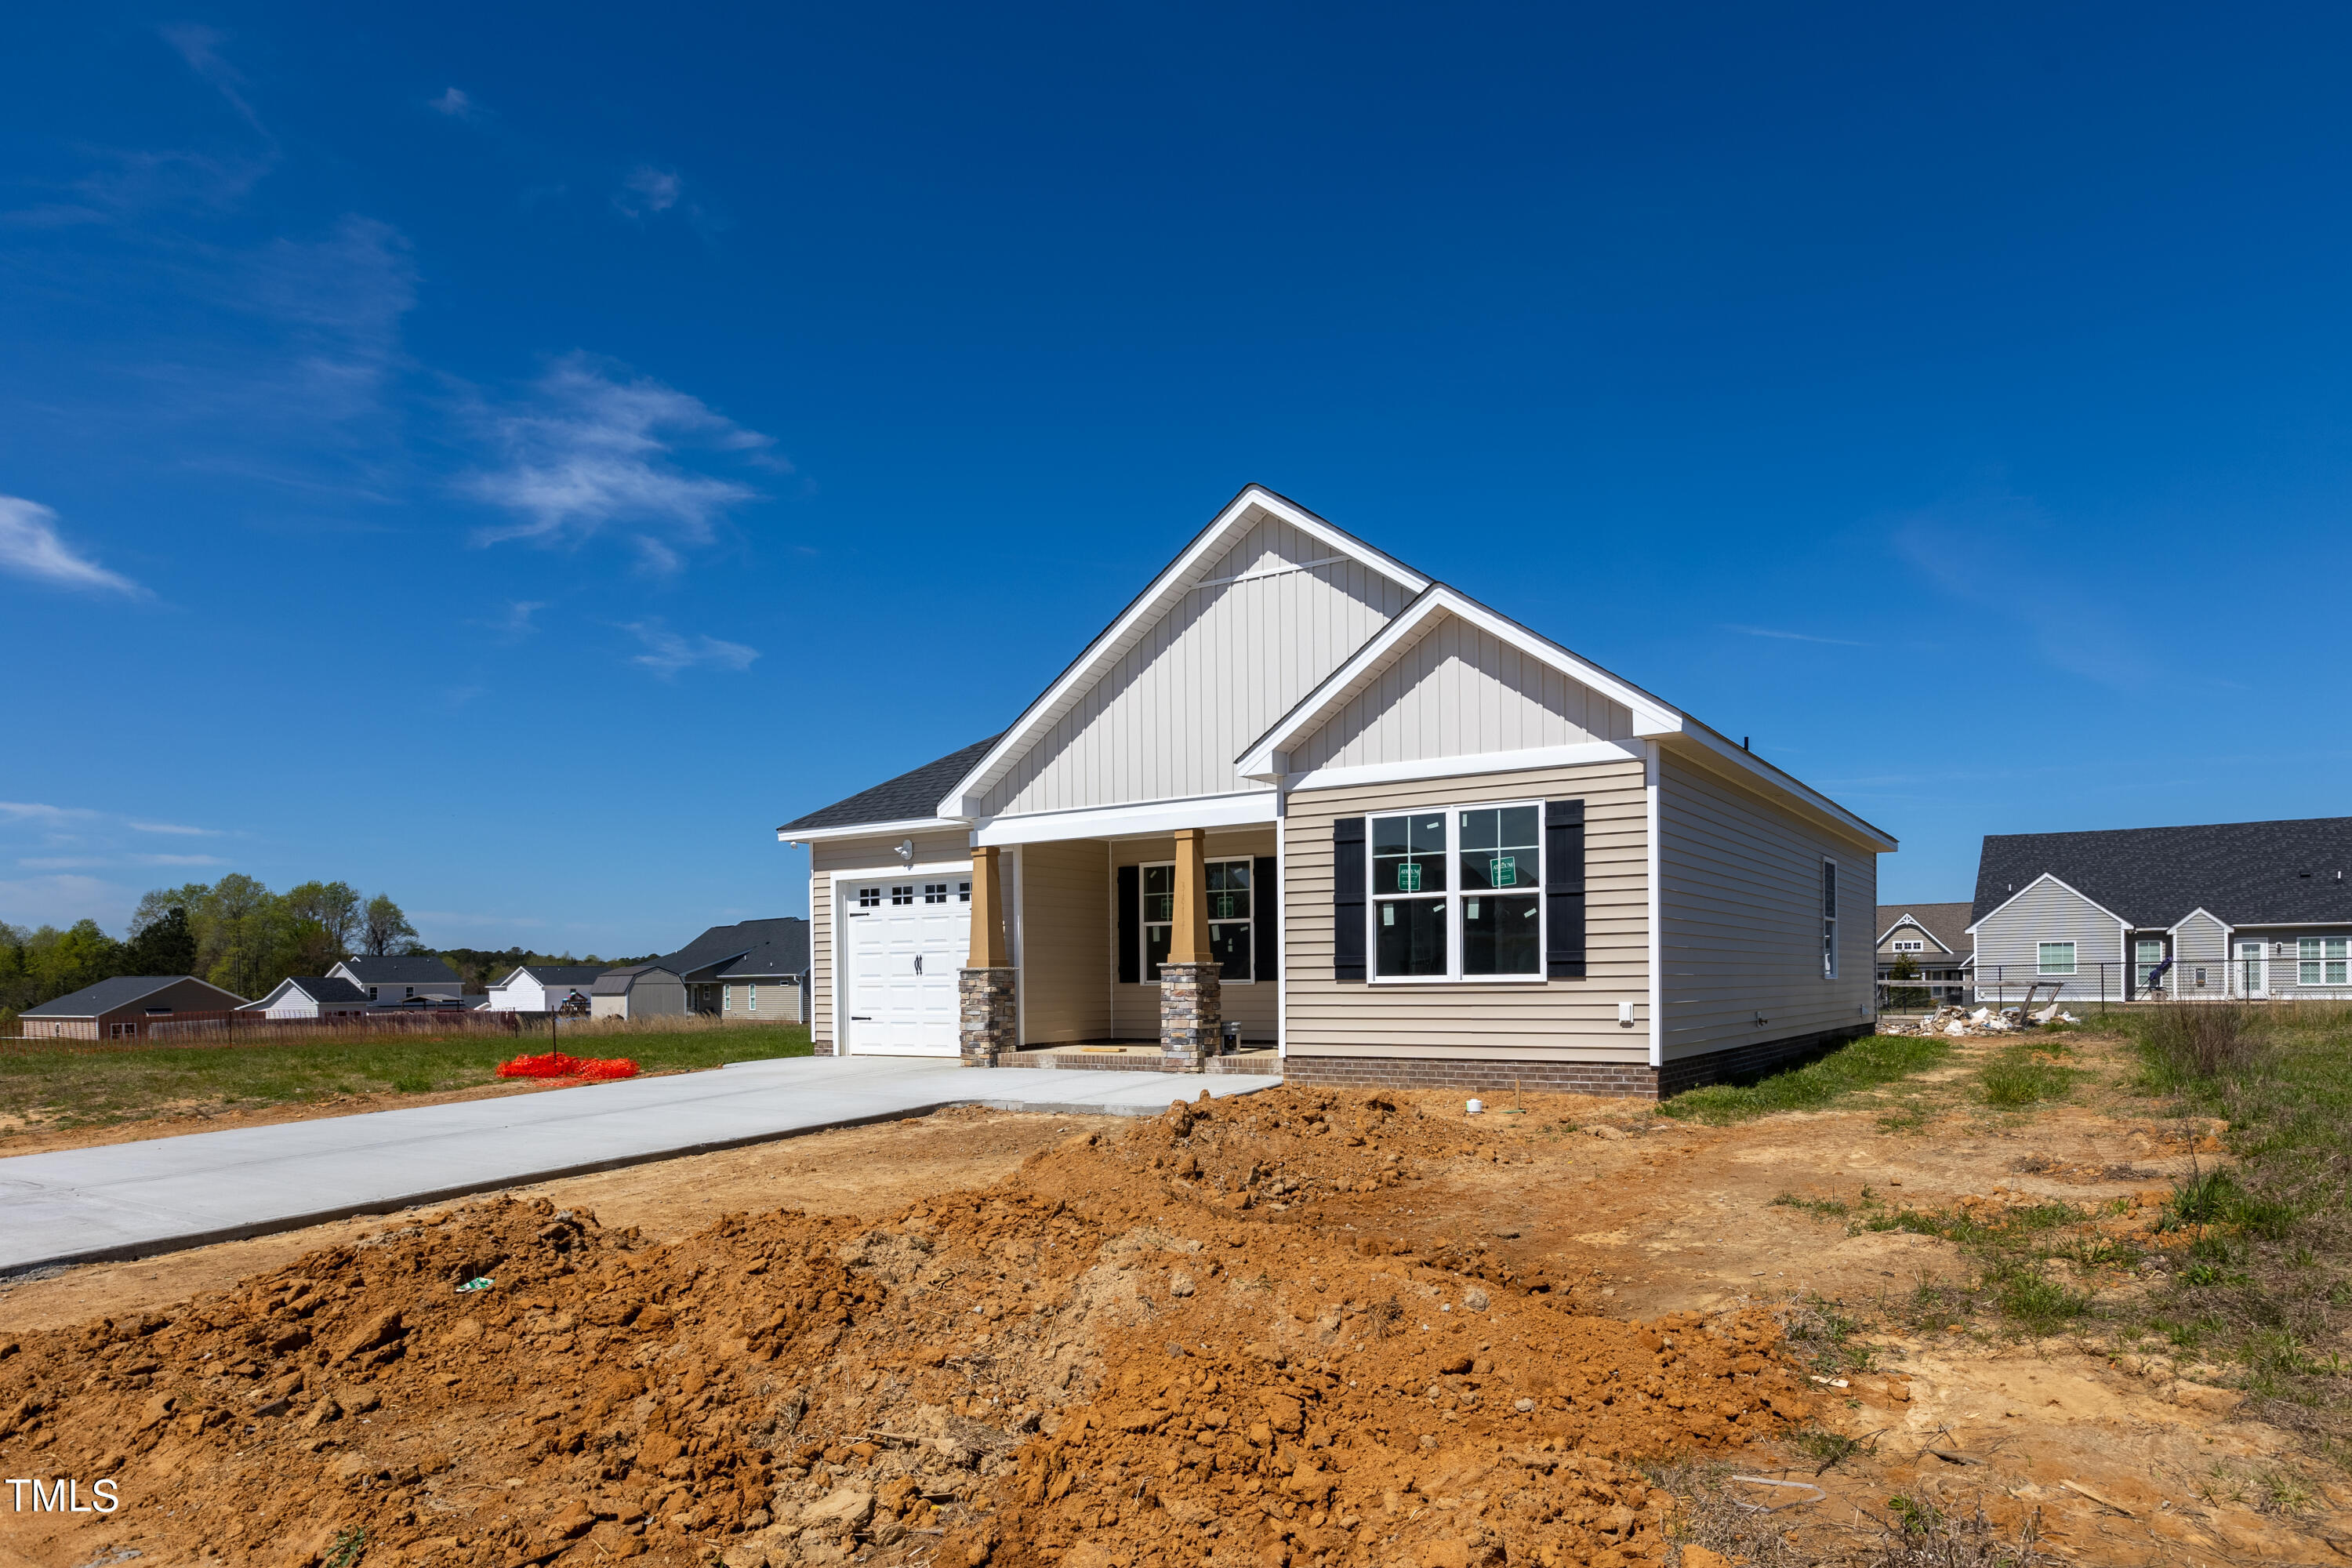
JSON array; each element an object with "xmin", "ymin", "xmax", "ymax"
[
  {"xmin": 2140, "ymin": 1003, "xmax": 2267, "ymax": 1082},
  {"xmin": 0, "ymin": 1089, "xmax": 1817, "ymax": 1568}
]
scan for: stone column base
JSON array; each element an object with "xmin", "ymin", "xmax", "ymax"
[
  {"xmin": 1158, "ymin": 962, "xmax": 1222, "ymax": 1073},
  {"xmin": 958, "ymin": 967, "xmax": 1017, "ymax": 1066}
]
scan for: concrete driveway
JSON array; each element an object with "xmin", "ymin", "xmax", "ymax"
[{"xmin": 0, "ymin": 1055, "xmax": 1275, "ymax": 1276}]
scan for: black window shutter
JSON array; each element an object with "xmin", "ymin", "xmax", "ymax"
[
  {"xmin": 1253, "ymin": 855, "xmax": 1278, "ymax": 985},
  {"xmin": 1333, "ymin": 817, "xmax": 1367, "ymax": 981},
  {"xmin": 1116, "ymin": 864, "xmax": 1141, "ymax": 985},
  {"xmin": 1544, "ymin": 800, "xmax": 1587, "ymax": 979}
]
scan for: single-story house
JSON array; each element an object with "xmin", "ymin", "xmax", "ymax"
[
  {"xmin": 327, "ymin": 955, "xmax": 463, "ymax": 1006},
  {"xmin": 590, "ymin": 963, "xmax": 685, "ymax": 1021},
  {"xmin": 778, "ymin": 485, "xmax": 1893, "ymax": 1097},
  {"xmin": 16, "ymin": 975, "xmax": 249, "ymax": 1040},
  {"xmin": 238, "ymin": 977, "xmax": 373, "ymax": 1019},
  {"xmin": 662, "ymin": 918, "xmax": 811, "ymax": 1023},
  {"xmin": 485, "ymin": 964, "xmax": 610, "ymax": 1014},
  {"xmin": 1875, "ymin": 903, "xmax": 1973, "ymax": 1007},
  {"xmin": 1971, "ymin": 816, "xmax": 2352, "ymax": 1004}
]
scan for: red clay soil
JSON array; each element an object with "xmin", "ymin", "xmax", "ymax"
[{"xmin": 0, "ymin": 1089, "xmax": 1815, "ymax": 1568}]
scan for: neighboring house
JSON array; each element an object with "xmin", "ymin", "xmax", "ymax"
[
  {"xmin": 778, "ymin": 484, "xmax": 1893, "ymax": 1097},
  {"xmin": 590, "ymin": 964, "xmax": 685, "ymax": 1021},
  {"xmin": 1970, "ymin": 817, "xmax": 2352, "ymax": 1004},
  {"xmin": 1875, "ymin": 903, "xmax": 1974, "ymax": 1007},
  {"xmin": 485, "ymin": 964, "xmax": 611, "ymax": 1014},
  {"xmin": 661, "ymin": 918, "xmax": 811, "ymax": 1023},
  {"xmin": 238, "ymin": 977, "xmax": 373, "ymax": 1019},
  {"xmin": 16, "ymin": 976, "xmax": 249, "ymax": 1040},
  {"xmin": 328, "ymin": 955, "xmax": 464, "ymax": 1007}
]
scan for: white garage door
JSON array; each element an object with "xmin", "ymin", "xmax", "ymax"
[{"xmin": 842, "ymin": 875, "xmax": 971, "ymax": 1056}]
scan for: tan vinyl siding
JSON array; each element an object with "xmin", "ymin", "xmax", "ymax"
[
  {"xmin": 1656, "ymin": 754, "xmax": 1877, "ymax": 1061},
  {"xmin": 1017, "ymin": 839, "xmax": 1112, "ymax": 1043},
  {"xmin": 808, "ymin": 829, "xmax": 973, "ymax": 1051},
  {"xmin": 1283, "ymin": 761, "xmax": 1649, "ymax": 1062},
  {"xmin": 1110, "ymin": 829, "xmax": 1279, "ymax": 1044},
  {"xmin": 1971, "ymin": 875, "xmax": 2125, "ymax": 1004},
  {"xmin": 979, "ymin": 518, "xmax": 1411, "ymax": 817},
  {"xmin": 723, "ymin": 978, "xmax": 803, "ymax": 1023},
  {"xmin": 1288, "ymin": 612, "xmax": 1637, "ymax": 771}
]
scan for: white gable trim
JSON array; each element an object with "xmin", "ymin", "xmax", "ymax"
[
  {"xmin": 1234, "ymin": 586, "xmax": 1683, "ymax": 779},
  {"xmin": 2168, "ymin": 906, "xmax": 2233, "ymax": 938},
  {"xmin": 1965, "ymin": 871, "xmax": 2130, "ymax": 934},
  {"xmin": 1875, "ymin": 913, "xmax": 1955, "ymax": 953},
  {"xmin": 778, "ymin": 815, "xmax": 968, "ymax": 846},
  {"xmin": 935, "ymin": 485, "xmax": 1428, "ymax": 819},
  {"xmin": 1287, "ymin": 740, "xmax": 1644, "ymax": 793}
]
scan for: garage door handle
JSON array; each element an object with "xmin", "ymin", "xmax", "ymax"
[
  {"xmin": 913, "ymin": 955, "xmax": 923, "ymax": 975},
  {"xmin": 851, "ymin": 1016, "xmax": 871, "ymax": 1022}
]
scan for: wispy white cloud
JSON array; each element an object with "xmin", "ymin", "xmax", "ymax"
[
  {"xmin": 416, "ymin": 909, "xmax": 548, "ymax": 930},
  {"xmin": 18, "ymin": 857, "xmax": 105, "ymax": 870},
  {"xmin": 428, "ymin": 86, "xmax": 479, "ymax": 119},
  {"xmin": 129, "ymin": 852, "xmax": 228, "ymax": 866},
  {"xmin": 128, "ymin": 819, "xmax": 222, "ymax": 837},
  {"xmin": 614, "ymin": 165, "xmax": 681, "ymax": 218},
  {"xmin": 1722, "ymin": 624, "xmax": 1866, "ymax": 647},
  {"xmin": 625, "ymin": 621, "xmax": 760, "ymax": 677},
  {"xmin": 481, "ymin": 599, "xmax": 546, "ymax": 641},
  {"xmin": 0, "ymin": 498, "xmax": 146, "ymax": 597},
  {"xmin": 462, "ymin": 354, "xmax": 781, "ymax": 568},
  {"xmin": 0, "ymin": 802, "xmax": 100, "ymax": 825},
  {"xmin": 159, "ymin": 23, "xmax": 267, "ymax": 133}
]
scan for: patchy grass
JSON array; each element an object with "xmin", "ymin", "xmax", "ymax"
[
  {"xmin": 1658, "ymin": 1033, "xmax": 1951, "ymax": 1125},
  {"xmin": 0, "ymin": 1024, "xmax": 814, "ymax": 1136},
  {"xmin": 1977, "ymin": 1042, "xmax": 2079, "ymax": 1107},
  {"xmin": 1771, "ymin": 1192, "xmax": 1852, "ymax": 1220}
]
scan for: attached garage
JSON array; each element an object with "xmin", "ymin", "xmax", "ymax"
[{"xmin": 839, "ymin": 873, "xmax": 970, "ymax": 1056}]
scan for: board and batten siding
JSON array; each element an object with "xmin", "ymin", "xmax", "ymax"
[
  {"xmin": 1283, "ymin": 760, "xmax": 1650, "ymax": 1062},
  {"xmin": 1109, "ymin": 829, "xmax": 1279, "ymax": 1044},
  {"xmin": 978, "ymin": 518, "xmax": 1412, "ymax": 818},
  {"xmin": 808, "ymin": 829, "xmax": 974, "ymax": 1052},
  {"xmin": 1017, "ymin": 839, "xmax": 1112, "ymax": 1043},
  {"xmin": 1287, "ymin": 612, "xmax": 1638, "ymax": 772},
  {"xmin": 1971, "ymin": 876, "xmax": 2125, "ymax": 1004},
  {"xmin": 1655, "ymin": 755, "xmax": 1877, "ymax": 1062}
]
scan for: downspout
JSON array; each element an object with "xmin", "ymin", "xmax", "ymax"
[{"xmin": 1646, "ymin": 740, "xmax": 1663, "ymax": 1072}]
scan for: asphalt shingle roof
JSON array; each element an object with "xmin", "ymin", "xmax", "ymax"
[
  {"xmin": 285, "ymin": 977, "xmax": 370, "ymax": 1004},
  {"xmin": 1973, "ymin": 818, "xmax": 2352, "ymax": 930},
  {"xmin": 338, "ymin": 955, "xmax": 462, "ymax": 985},
  {"xmin": 776, "ymin": 735, "xmax": 1002, "ymax": 835},
  {"xmin": 20, "ymin": 975, "xmax": 230, "ymax": 1017},
  {"xmin": 1877, "ymin": 902, "xmax": 1974, "ymax": 954},
  {"xmin": 591, "ymin": 963, "xmax": 677, "ymax": 995},
  {"xmin": 659, "ymin": 918, "xmax": 809, "ymax": 981},
  {"xmin": 504, "ymin": 965, "xmax": 609, "ymax": 987}
]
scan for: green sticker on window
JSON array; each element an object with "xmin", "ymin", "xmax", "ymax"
[
  {"xmin": 1489, "ymin": 855, "xmax": 1517, "ymax": 887},
  {"xmin": 1397, "ymin": 862, "xmax": 1421, "ymax": 892}
]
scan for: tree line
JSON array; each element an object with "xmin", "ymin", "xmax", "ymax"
[{"xmin": 1, "ymin": 877, "xmax": 652, "ymax": 1019}]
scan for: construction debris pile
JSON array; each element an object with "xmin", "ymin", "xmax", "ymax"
[
  {"xmin": 1879, "ymin": 1003, "xmax": 2080, "ymax": 1038},
  {"xmin": 0, "ymin": 1089, "xmax": 1814, "ymax": 1568}
]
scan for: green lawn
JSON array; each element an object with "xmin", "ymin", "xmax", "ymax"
[{"xmin": 0, "ymin": 1024, "xmax": 813, "ymax": 1136}]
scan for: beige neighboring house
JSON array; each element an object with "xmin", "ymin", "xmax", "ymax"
[
  {"xmin": 1875, "ymin": 902, "xmax": 1974, "ymax": 1007},
  {"xmin": 778, "ymin": 484, "xmax": 1894, "ymax": 1098},
  {"xmin": 589, "ymin": 963, "xmax": 684, "ymax": 1021}
]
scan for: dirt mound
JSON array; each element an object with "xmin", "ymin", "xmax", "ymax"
[{"xmin": 0, "ymin": 1088, "xmax": 1810, "ymax": 1568}]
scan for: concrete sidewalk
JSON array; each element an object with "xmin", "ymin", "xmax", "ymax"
[{"xmin": 0, "ymin": 1056, "xmax": 1276, "ymax": 1276}]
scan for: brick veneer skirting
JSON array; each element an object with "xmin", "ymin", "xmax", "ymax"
[{"xmin": 1282, "ymin": 1022, "xmax": 1874, "ymax": 1101}]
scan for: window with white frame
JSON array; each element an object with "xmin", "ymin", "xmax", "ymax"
[
  {"xmin": 2135, "ymin": 938, "xmax": 2166, "ymax": 989},
  {"xmin": 1369, "ymin": 804, "xmax": 1542, "ymax": 980},
  {"xmin": 2298, "ymin": 937, "xmax": 2349, "ymax": 985},
  {"xmin": 2038, "ymin": 941, "xmax": 2078, "ymax": 975},
  {"xmin": 1820, "ymin": 860, "xmax": 1838, "ymax": 979},
  {"xmin": 1891, "ymin": 938, "xmax": 1924, "ymax": 953},
  {"xmin": 748, "ymin": 982, "xmax": 759, "ymax": 1011},
  {"xmin": 1138, "ymin": 859, "xmax": 1254, "ymax": 982}
]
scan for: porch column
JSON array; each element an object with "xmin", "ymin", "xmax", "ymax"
[
  {"xmin": 960, "ymin": 844, "xmax": 1015, "ymax": 1066},
  {"xmin": 1159, "ymin": 827, "xmax": 1222, "ymax": 1073}
]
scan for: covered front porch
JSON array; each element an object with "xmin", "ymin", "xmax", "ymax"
[{"xmin": 960, "ymin": 822, "xmax": 1279, "ymax": 1073}]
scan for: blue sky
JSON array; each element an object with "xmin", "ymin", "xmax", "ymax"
[{"xmin": 6, "ymin": 3, "xmax": 2350, "ymax": 954}]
